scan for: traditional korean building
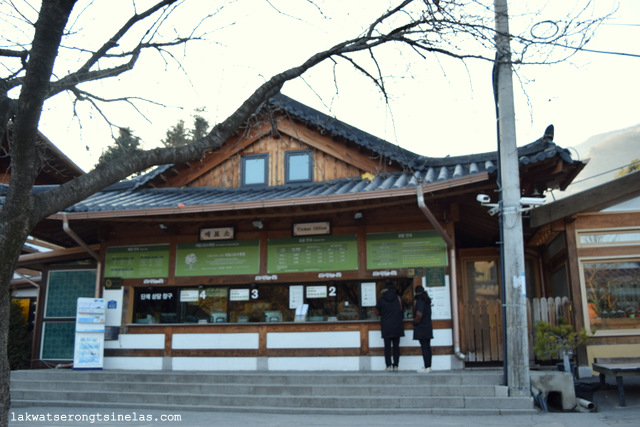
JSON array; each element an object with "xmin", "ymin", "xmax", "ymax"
[{"xmin": 15, "ymin": 94, "xmax": 586, "ymax": 371}]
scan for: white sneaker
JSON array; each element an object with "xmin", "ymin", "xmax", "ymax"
[
  {"xmin": 417, "ymin": 367, "xmax": 432, "ymax": 373},
  {"xmin": 393, "ymin": 366, "xmax": 398, "ymax": 371},
  {"xmin": 385, "ymin": 366, "xmax": 393, "ymax": 371}
]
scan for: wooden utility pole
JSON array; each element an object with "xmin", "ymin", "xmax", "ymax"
[{"xmin": 493, "ymin": 0, "xmax": 531, "ymax": 397}]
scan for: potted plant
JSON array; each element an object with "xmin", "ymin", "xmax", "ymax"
[{"xmin": 533, "ymin": 318, "xmax": 591, "ymax": 375}]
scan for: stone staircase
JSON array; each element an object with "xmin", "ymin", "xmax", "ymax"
[{"xmin": 10, "ymin": 369, "xmax": 535, "ymax": 415}]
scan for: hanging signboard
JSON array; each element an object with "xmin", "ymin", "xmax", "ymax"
[
  {"xmin": 365, "ymin": 231, "xmax": 447, "ymax": 270},
  {"xmin": 292, "ymin": 221, "xmax": 331, "ymax": 236},
  {"xmin": 175, "ymin": 240, "xmax": 260, "ymax": 276},
  {"xmin": 104, "ymin": 245, "xmax": 169, "ymax": 279},
  {"xmin": 199, "ymin": 226, "xmax": 235, "ymax": 241},
  {"xmin": 425, "ymin": 267, "xmax": 446, "ymax": 287},
  {"xmin": 267, "ymin": 235, "xmax": 358, "ymax": 273}
]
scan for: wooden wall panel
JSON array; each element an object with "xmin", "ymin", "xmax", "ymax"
[{"xmin": 189, "ymin": 134, "xmax": 366, "ymax": 188}]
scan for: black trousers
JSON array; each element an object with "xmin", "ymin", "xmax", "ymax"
[
  {"xmin": 419, "ymin": 338, "xmax": 432, "ymax": 368},
  {"xmin": 384, "ymin": 337, "xmax": 400, "ymax": 367}
]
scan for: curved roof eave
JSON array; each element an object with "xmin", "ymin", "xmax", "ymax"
[{"xmin": 50, "ymin": 172, "xmax": 490, "ymax": 220}]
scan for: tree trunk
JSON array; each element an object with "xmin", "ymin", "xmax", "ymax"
[{"xmin": 0, "ymin": 215, "xmax": 32, "ymax": 427}]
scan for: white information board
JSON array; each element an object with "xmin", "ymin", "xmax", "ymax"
[
  {"xmin": 423, "ymin": 275, "xmax": 452, "ymax": 320},
  {"xmin": 73, "ymin": 298, "xmax": 105, "ymax": 369},
  {"xmin": 289, "ymin": 285, "xmax": 304, "ymax": 309},
  {"xmin": 361, "ymin": 282, "xmax": 377, "ymax": 307}
]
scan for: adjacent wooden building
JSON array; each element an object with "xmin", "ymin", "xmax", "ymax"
[{"xmin": 530, "ymin": 171, "xmax": 640, "ymax": 367}]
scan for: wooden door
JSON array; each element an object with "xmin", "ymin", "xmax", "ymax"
[{"xmin": 460, "ymin": 256, "xmax": 504, "ymax": 363}]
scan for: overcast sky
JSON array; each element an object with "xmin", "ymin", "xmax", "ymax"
[{"xmin": 31, "ymin": 0, "xmax": 639, "ymax": 172}]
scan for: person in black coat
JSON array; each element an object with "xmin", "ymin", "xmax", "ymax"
[
  {"xmin": 375, "ymin": 281, "xmax": 405, "ymax": 371},
  {"xmin": 413, "ymin": 285, "xmax": 433, "ymax": 373}
]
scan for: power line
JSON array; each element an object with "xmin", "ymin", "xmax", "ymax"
[
  {"xmin": 571, "ymin": 159, "xmax": 640, "ymax": 185},
  {"xmin": 579, "ymin": 47, "xmax": 640, "ymax": 58},
  {"xmin": 601, "ymin": 23, "xmax": 640, "ymax": 27}
]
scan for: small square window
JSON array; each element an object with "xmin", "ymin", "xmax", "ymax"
[
  {"xmin": 242, "ymin": 154, "xmax": 268, "ymax": 187},
  {"xmin": 285, "ymin": 150, "xmax": 313, "ymax": 183}
]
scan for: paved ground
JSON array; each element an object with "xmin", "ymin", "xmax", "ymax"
[{"xmin": 9, "ymin": 375, "xmax": 640, "ymax": 427}]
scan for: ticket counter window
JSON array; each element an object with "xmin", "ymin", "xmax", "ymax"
[
  {"xmin": 132, "ymin": 280, "xmax": 414, "ymax": 324},
  {"xmin": 228, "ymin": 284, "xmax": 292, "ymax": 323},
  {"xmin": 179, "ymin": 287, "xmax": 229, "ymax": 323},
  {"xmin": 306, "ymin": 282, "xmax": 364, "ymax": 321},
  {"xmin": 133, "ymin": 288, "xmax": 178, "ymax": 324}
]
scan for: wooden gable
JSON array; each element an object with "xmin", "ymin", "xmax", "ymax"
[{"xmin": 152, "ymin": 112, "xmax": 402, "ymax": 189}]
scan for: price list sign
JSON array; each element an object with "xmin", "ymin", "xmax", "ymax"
[
  {"xmin": 175, "ymin": 240, "xmax": 260, "ymax": 276},
  {"xmin": 366, "ymin": 231, "xmax": 446, "ymax": 270},
  {"xmin": 104, "ymin": 244, "xmax": 169, "ymax": 279},
  {"xmin": 267, "ymin": 235, "xmax": 358, "ymax": 273}
]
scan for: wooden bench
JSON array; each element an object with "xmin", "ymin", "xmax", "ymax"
[{"xmin": 592, "ymin": 357, "xmax": 640, "ymax": 407}]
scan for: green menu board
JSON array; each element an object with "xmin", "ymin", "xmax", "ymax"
[
  {"xmin": 366, "ymin": 231, "xmax": 447, "ymax": 269},
  {"xmin": 45, "ymin": 270, "xmax": 96, "ymax": 318},
  {"xmin": 104, "ymin": 244, "xmax": 169, "ymax": 279},
  {"xmin": 175, "ymin": 240, "xmax": 260, "ymax": 276},
  {"xmin": 267, "ymin": 235, "xmax": 358, "ymax": 273},
  {"xmin": 41, "ymin": 321, "xmax": 75, "ymax": 360}
]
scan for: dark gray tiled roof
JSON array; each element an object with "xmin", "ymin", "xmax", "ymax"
[
  {"xmin": 61, "ymin": 172, "xmax": 438, "ymax": 213},
  {"xmin": 268, "ymin": 94, "xmax": 574, "ymax": 172},
  {"xmin": 0, "ymin": 94, "xmax": 579, "ymax": 214},
  {"xmin": 269, "ymin": 94, "xmax": 420, "ymax": 168}
]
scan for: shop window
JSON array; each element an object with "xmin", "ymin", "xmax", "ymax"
[
  {"xmin": 241, "ymin": 153, "xmax": 268, "ymax": 187},
  {"xmin": 285, "ymin": 150, "xmax": 312, "ymax": 183},
  {"xmin": 583, "ymin": 260, "xmax": 640, "ymax": 333}
]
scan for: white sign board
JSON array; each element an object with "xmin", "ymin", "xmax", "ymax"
[
  {"xmin": 423, "ymin": 275, "xmax": 452, "ymax": 320},
  {"xmin": 289, "ymin": 285, "xmax": 304, "ymax": 309},
  {"xmin": 361, "ymin": 282, "xmax": 377, "ymax": 307},
  {"xmin": 73, "ymin": 298, "xmax": 105, "ymax": 369}
]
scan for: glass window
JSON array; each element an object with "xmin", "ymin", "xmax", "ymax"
[
  {"xmin": 465, "ymin": 260, "xmax": 500, "ymax": 303},
  {"xmin": 131, "ymin": 280, "xmax": 414, "ymax": 324},
  {"xmin": 229, "ymin": 284, "xmax": 292, "ymax": 323},
  {"xmin": 133, "ymin": 287, "xmax": 178, "ymax": 324},
  {"xmin": 242, "ymin": 154, "xmax": 268, "ymax": 186},
  {"xmin": 285, "ymin": 150, "xmax": 312, "ymax": 183},
  {"xmin": 579, "ymin": 231, "xmax": 640, "ymax": 247},
  {"xmin": 179, "ymin": 287, "xmax": 228, "ymax": 323},
  {"xmin": 583, "ymin": 260, "xmax": 640, "ymax": 332}
]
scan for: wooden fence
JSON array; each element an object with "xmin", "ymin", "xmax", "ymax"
[{"xmin": 462, "ymin": 297, "xmax": 572, "ymax": 363}]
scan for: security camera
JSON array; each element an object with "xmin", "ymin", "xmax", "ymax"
[
  {"xmin": 520, "ymin": 197, "xmax": 546, "ymax": 207},
  {"xmin": 476, "ymin": 194, "xmax": 491, "ymax": 204}
]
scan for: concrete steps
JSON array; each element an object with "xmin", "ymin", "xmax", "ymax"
[{"xmin": 10, "ymin": 369, "xmax": 535, "ymax": 415}]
